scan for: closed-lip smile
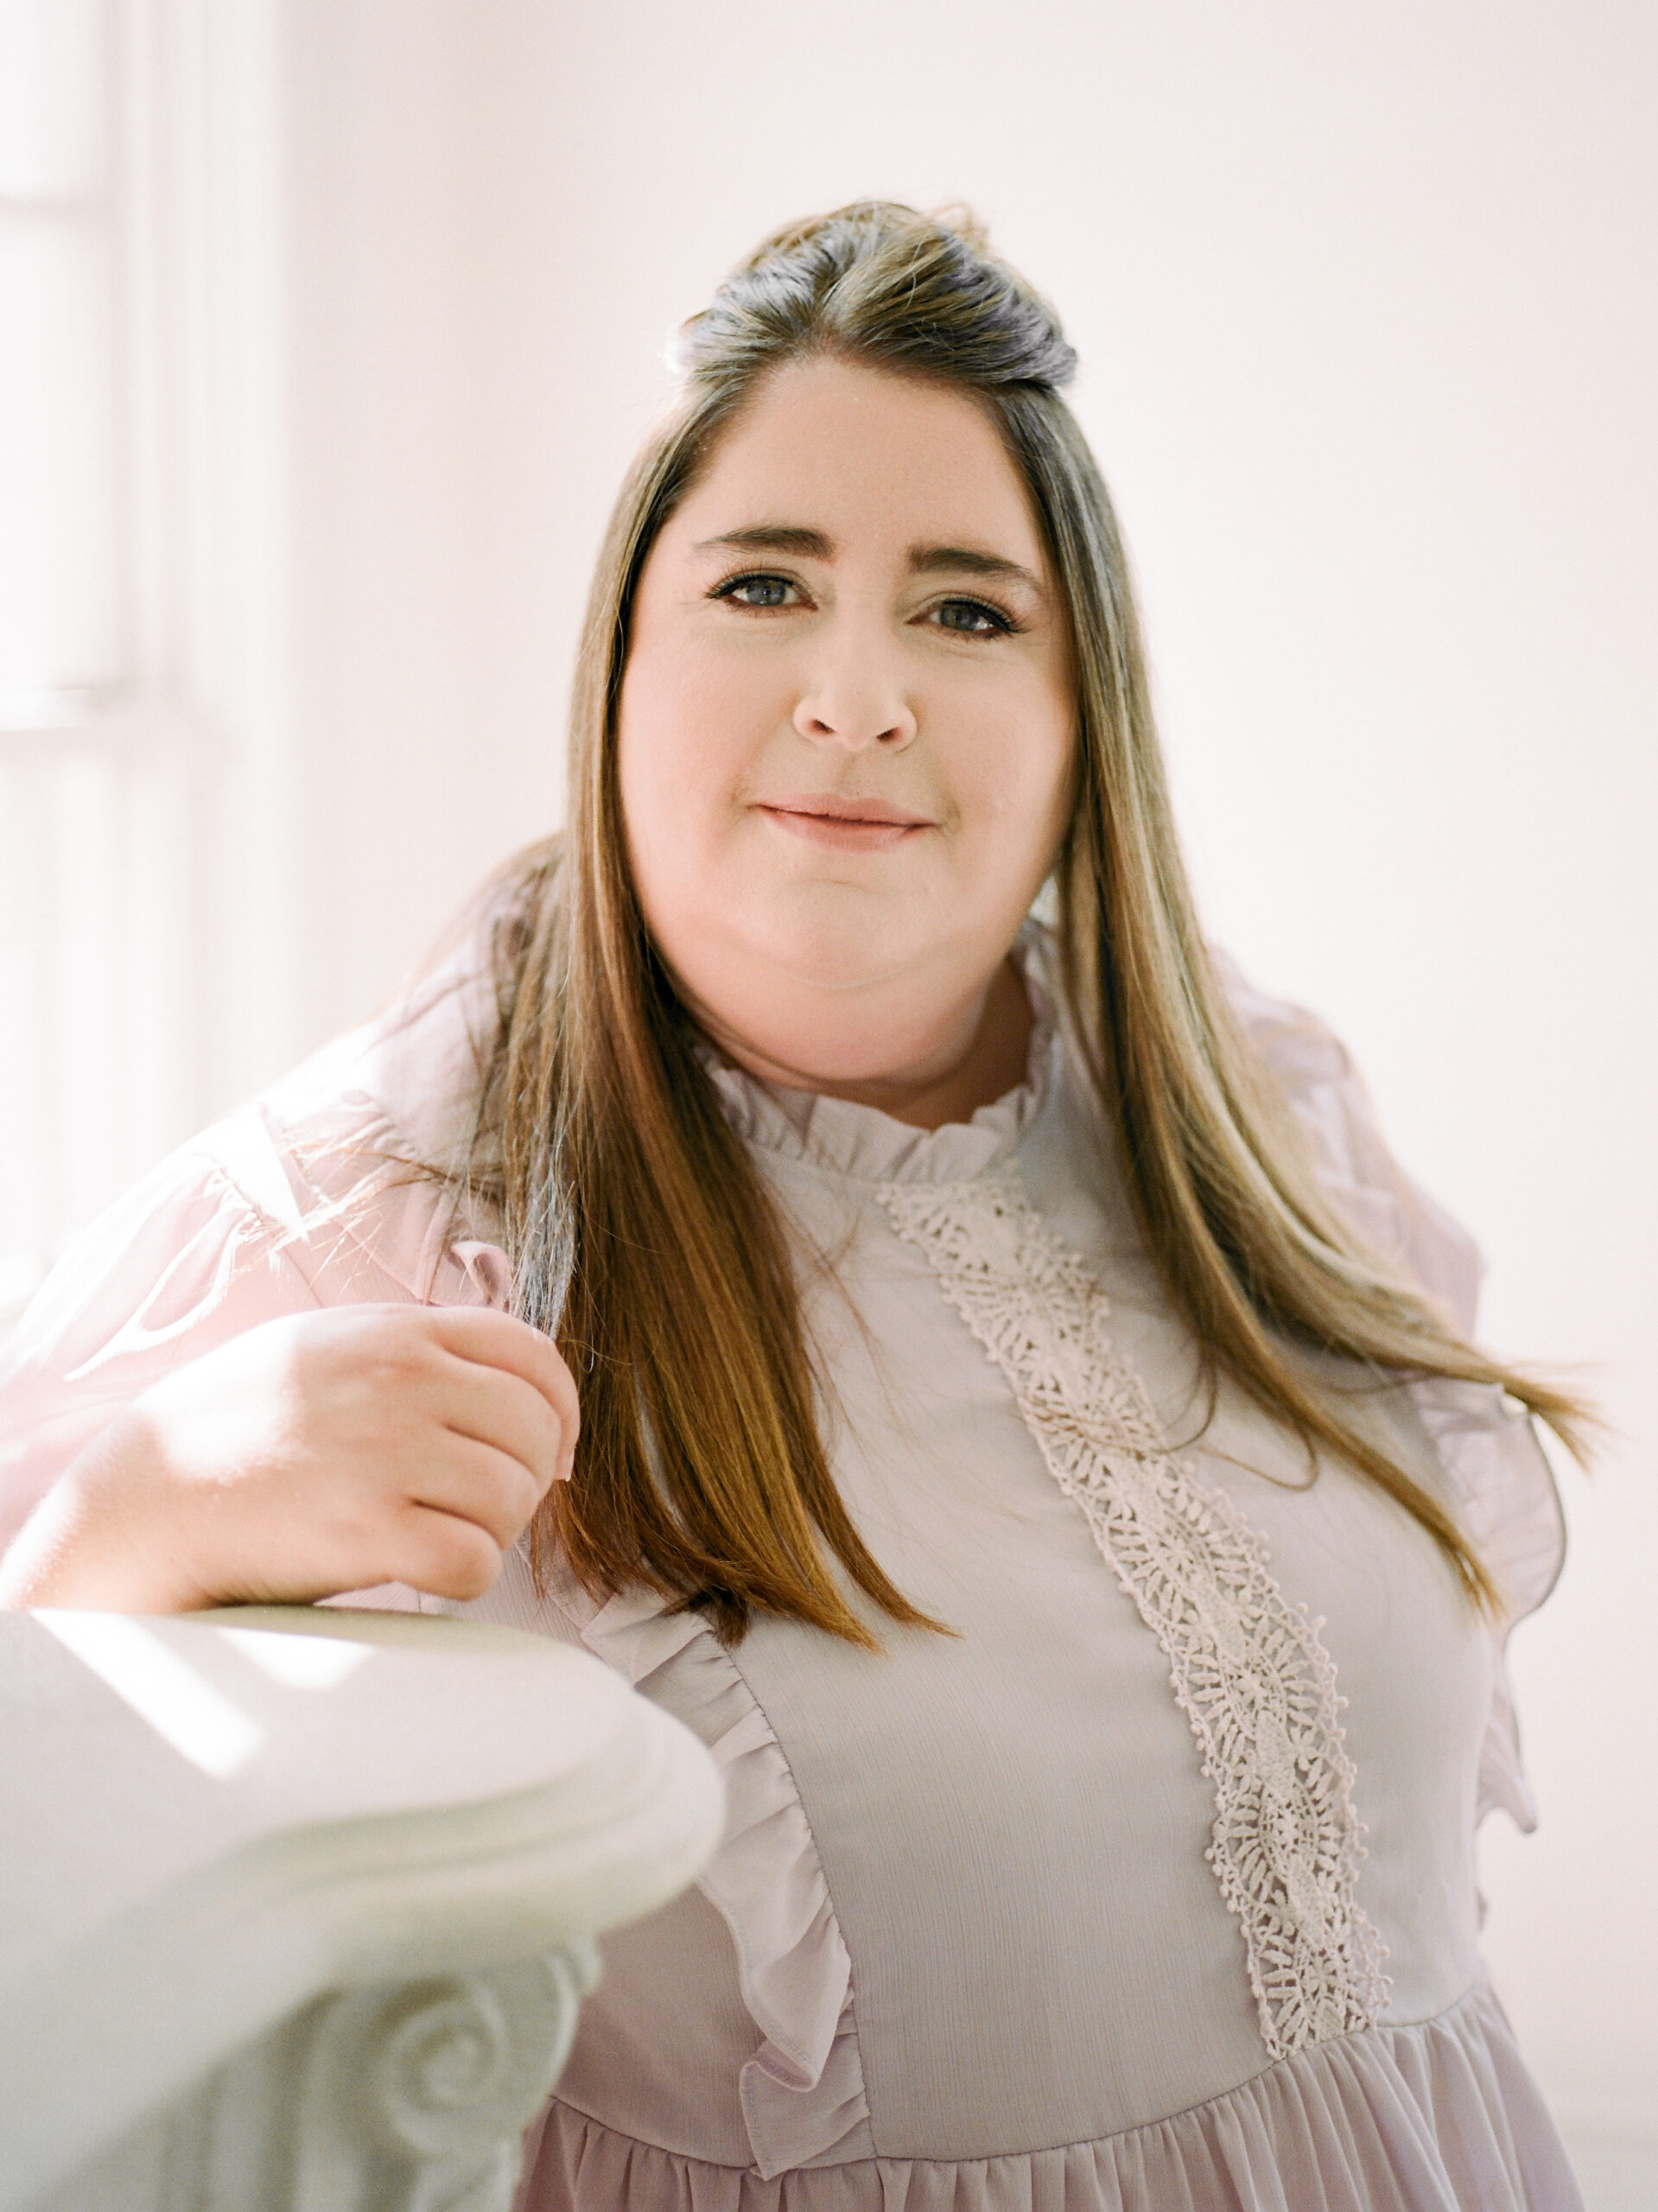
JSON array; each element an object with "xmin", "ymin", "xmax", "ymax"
[{"xmin": 756, "ymin": 792, "xmax": 934, "ymax": 851}]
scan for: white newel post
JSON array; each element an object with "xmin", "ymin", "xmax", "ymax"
[{"xmin": 0, "ymin": 1608, "xmax": 724, "ymax": 2212}]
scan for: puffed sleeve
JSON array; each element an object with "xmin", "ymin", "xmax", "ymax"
[
  {"xmin": 1215, "ymin": 950, "xmax": 1483, "ymax": 1332},
  {"xmin": 1219, "ymin": 952, "xmax": 1566, "ymax": 1834},
  {"xmin": 0, "ymin": 1128, "xmax": 313, "ymax": 1549},
  {"xmin": 0, "ymin": 958, "xmax": 509, "ymax": 1555}
]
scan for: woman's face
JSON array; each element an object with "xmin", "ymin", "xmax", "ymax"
[{"xmin": 617, "ymin": 357, "xmax": 1076, "ymax": 1098}]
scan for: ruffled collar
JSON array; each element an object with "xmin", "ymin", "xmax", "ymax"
[{"xmin": 702, "ymin": 925, "xmax": 1061, "ymax": 1187}]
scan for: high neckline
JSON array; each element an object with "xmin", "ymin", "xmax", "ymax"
[{"xmin": 702, "ymin": 926, "xmax": 1061, "ymax": 1186}]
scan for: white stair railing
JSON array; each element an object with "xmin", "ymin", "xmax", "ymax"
[{"xmin": 0, "ymin": 1606, "xmax": 724, "ymax": 2212}]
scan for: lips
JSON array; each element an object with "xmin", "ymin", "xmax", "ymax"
[{"xmin": 756, "ymin": 792, "xmax": 933, "ymax": 852}]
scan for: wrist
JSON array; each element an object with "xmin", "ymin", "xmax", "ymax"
[{"xmin": 0, "ymin": 1418, "xmax": 211, "ymax": 1613}]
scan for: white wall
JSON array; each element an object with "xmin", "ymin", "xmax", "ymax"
[{"xmin": 270, "ymin": 1, "xmax": 1655, "ymax": 2186}]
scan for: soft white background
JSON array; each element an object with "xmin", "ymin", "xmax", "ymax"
[{"xmin": 65, "ymin": 0, "xmax": 1658, "ymax": 2196}]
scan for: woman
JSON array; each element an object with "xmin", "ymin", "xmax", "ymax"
[{"xmin": 0, "ymin": 204, "xmax": 1585, "ymax": 2209}]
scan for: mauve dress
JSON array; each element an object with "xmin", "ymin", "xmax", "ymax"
[{"xmin": 0, "ymin": 933, "xmax": 1581, "ymax": 2212}]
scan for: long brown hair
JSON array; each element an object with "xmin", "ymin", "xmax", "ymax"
[{"xmin": 467, "ymin": 201, "xmax": 1586, "ymax": 1643}]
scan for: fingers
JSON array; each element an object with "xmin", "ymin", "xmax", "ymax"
[
  {"xmin": 230, "ymin": 1435, "xmax": 540, "ymax": 1608},
  {"xmin": 322, "ymin": 1304, "xmax": 580, "ymax": 1488},
  {"xmin": 433, "ymin": 1362, "xmax": 569, "ymax": 1499},
  {"xmin": 426, "ymin": 1306, "xmax": 581, "ymax": 1449},
  {"xmin": 362, "ymin": 1438, "xmax": 546, "ymax": 1604},
  {"xmin": 405, "ymin": 1435, "xmax": 544, "ymax": 1551},
  {"xmin": 393, "ymin": 1503, "xmax": 511, "ymax": 1604}
]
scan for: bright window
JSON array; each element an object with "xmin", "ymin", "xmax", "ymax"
[
  {"xmin": 0, "ymin": 0, "xmax": 124, "ymax": 726},
  {"xmin": 0, "ymin": 0, "xmax": 207, "ymax": 1330}
]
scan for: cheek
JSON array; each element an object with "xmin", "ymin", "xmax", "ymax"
[
  {"xmin": 950, "ymin": 689, "xmax": 1076, "ymax": 857},
  {"xmin": 616, "ymin": 647, "xmax": 774, "ymax": 935},
  {"xmin": 619, "ymin": 643, "xmax": 774, "ymax": 819}
]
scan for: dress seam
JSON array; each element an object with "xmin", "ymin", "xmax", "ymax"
[
  {"xmin": 543, "ymin": 2092, "xmax": 754, "ymax": 2171},
  {"xmin": 543, "ymin": 1979, "xmax": 1496, "ymax": 2173},
  {"xmin": 1077, "ymin": 1974, "xmax": 1493, "ymax": 2149}
]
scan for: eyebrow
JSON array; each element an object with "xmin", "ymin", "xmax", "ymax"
[
  {"xmin": 695, "ymin": 524, "xmax": 834, "ymax": 558},
  {"xmin": 907, "ymin": 543, "xmax": 1044, "ymax": 594},
  {"xmin": 694, "ymin": 525, "xmax": 1045, "ymax": 594}
]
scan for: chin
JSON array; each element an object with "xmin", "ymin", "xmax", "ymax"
[
  {"xmin": 745, "ymin": 882, "xmax": 928, "ymax": 988},
  {"xmin": 756, "ymin": 926, "xmax": 912, "ymax": 996}
]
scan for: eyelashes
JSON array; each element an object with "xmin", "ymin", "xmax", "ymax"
[
  {"xmin": 933, "ymin": 598, "xmax": 1015, "ymax": 639},
  {"xmin": 708, "ymin": 569, "xmax": 1022, "ymax": 638},
  {"xmin": 713, "ymin": 572, "xmax": 797, "ymax": 611}
]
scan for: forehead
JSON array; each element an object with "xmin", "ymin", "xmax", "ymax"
[{"xmin": 668, "ymin": 357, "xmax": 1046, "ymax": 565}]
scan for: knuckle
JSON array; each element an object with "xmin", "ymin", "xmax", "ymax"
[
  {"xmin": 298, "ymin": 1312, "xmax": 437, "ymax": 1396},
  {"xmin": 362, "ymin": 1339, "xmax": 444, "ymax": 1397},
  {"xmin": 441, "ymin": 1540, "xmax": 502, "ymax": 1602},
  {"xmin": 360, "ymin": 1356, "xmax": 426, "ymax": 1402},
  {"xmin": 408, "ymin": 1512, "xmax": 501, "ymax": 1602},
  {"xmin": 471, "ymin": 1461, "xmax": 533, "ymax": 1543}
]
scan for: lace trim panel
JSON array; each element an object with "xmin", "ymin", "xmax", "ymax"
[{"xmin": 877, "ymin": 1173, "xmax": 1389, "ymax": 2060}]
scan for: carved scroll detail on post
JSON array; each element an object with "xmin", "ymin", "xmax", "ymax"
[
  {"xmin": 287, "ymin": 1948, "xmax": 598, "ymax": 2212},
  {"xmin": 21, "ymin": 1948, "xmax": 598, "ymax": 2212}
]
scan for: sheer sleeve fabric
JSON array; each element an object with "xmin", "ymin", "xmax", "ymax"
[
  {"xmin": 1221, "ymin": 954, "xmax": 1565, "ymax": 1833},
  {"xmin": 1216, "ymin": 951, "xmax": 1484, "ymax": 1332},
  {"xmin": 0, "ymin": 960, "xmax": 502, "ymax": 1553}
]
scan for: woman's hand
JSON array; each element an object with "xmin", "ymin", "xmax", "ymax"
[{"xmin": 0, "ymin": 1305, "xmax": 579, "ymax": 1613}]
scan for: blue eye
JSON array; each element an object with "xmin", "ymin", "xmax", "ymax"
[
  {"xmin": 936, "ymin": 598, "xmax": 1009, "ymax": 636},
  {"xmin": 717, "ymin": 574, "xmax": 793, "ymax": 608}
]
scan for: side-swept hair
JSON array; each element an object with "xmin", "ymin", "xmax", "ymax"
[{"xmin": 467, "ymin": 202, "xmax": 1585, "ymax": 1643}]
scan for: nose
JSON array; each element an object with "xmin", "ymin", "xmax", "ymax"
[{"xmin": 791, "ymin": 625, "xmax": 918, "ymax": 752}]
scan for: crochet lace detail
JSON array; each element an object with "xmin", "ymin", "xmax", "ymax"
[{"xmin": 878, "ymin": 1172, "xmax": 1389, "ymax": 2060}]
